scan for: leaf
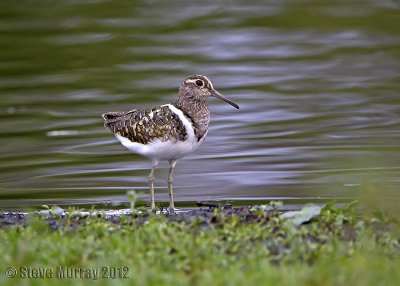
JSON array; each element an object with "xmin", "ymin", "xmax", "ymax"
[
  {"xmin": 50, "ymin": 205, "xmax": 65, "ymax": 216},
  {"xmin": 281, "ymin": 204, "xmax": 322, "ymax": 225}
]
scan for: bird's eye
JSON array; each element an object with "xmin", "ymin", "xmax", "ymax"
[{"xmin": 195, "ymin": 80, "xmax": 203, "ymax": 87}]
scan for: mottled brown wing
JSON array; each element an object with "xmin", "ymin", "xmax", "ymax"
[{"xmin": 102, "ymin": 106, "xmax": 187, "ymax": 144}]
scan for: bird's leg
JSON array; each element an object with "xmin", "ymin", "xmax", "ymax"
[
  {"xmin": 167, "ymin": 160, "xmax": 177, "ymax": 214},
  {"xmin": 148, "ymin": 160, "xmax": 159, "ymax": 211}
]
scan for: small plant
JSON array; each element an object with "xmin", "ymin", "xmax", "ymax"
[{"xmin": 127, "ymin": 189, "xmax": 143, "ymax": 213}]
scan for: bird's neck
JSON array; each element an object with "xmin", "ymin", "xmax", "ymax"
[{"xmin": 173, "ymin": 96, "xmax": 210, "ymax": 140}]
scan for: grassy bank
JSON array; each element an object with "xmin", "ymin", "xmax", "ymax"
[{"xmin": 0, "ymin": 202, "xmax": 399, "ymax": 286}]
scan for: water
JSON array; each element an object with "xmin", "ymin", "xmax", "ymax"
[{"xmin": 1, "ymin": 0, "xmax": 399, "ymax": 210}]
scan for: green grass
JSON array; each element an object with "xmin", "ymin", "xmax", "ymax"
[{"xmin": 0, "ymin": 202, "xmax": 399, "ymax": 286}]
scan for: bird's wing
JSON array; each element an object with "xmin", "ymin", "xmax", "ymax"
[{"xmin": 102, "ymin": 106, "xmax": 187, "ymax": 144}]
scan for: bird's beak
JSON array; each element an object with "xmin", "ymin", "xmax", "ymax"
[{"xmin": 212, "ymin": 89, "xmax": 239, "ymax": 109}]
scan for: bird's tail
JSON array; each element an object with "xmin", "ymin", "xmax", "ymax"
[{"xmin": 102, "ymin": 112, "xmax": 124, "ymax": 122}]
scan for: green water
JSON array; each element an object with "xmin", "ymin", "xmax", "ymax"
[{"xmin": 0, "ymin": 0, "xmax": 399, "ymax": 209}]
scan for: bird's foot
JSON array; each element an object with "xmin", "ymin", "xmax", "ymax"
[
  {"xmin": 149, "ymin": 205, "xmax": 157, "ymax": 213},
  {"xmin": 168, "ymin": 206, "xmax": 178, "ymax": 215}
]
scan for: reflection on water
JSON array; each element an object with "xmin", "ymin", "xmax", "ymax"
[{"xmin": 0, "ymin": 0, "xmax": 399, "ymax": 209}]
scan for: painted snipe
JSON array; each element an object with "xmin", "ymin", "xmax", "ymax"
[{"xmin": 102, "ymin": 74, "xmax": 239, "ymax": 213}]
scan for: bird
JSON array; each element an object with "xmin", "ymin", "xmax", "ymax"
[{"xmin": 102, "ymin": 74, "xmax": 239, "ymax": 213}]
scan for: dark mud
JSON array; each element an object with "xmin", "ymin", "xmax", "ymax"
[{"xmin": 0, "ymin": 204, "xmax": 267, "ymax": 230}]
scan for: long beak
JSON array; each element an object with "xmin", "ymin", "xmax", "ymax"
[{"xmin": 212, "ymin": 89, "xmax": 239, "ymax": 109}]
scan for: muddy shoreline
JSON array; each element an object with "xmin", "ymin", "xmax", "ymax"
[{"xmin": 0, "ymin": 205, "xmax": 269, "ymax": 230}]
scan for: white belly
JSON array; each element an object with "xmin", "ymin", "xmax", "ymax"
[{"xmin": 115, "ymin": 133, "xmax": 206, "ymax": 161}]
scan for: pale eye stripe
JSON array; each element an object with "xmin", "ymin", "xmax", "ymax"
[
  {"xmin": 201, "ymin": 75, "xmax": 213, "ymax": 88},
  {"xmin": 186, "ymin": 79, "xmax": 200, "ymax": 84},
  {"xmin": 185, "ymin": 77, "xmax": 213, "ymax": 89}
]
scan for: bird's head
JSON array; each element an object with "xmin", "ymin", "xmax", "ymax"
[{"xmin": 179, "ymin": 74, "xmax": 239, "ymax": 109}]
